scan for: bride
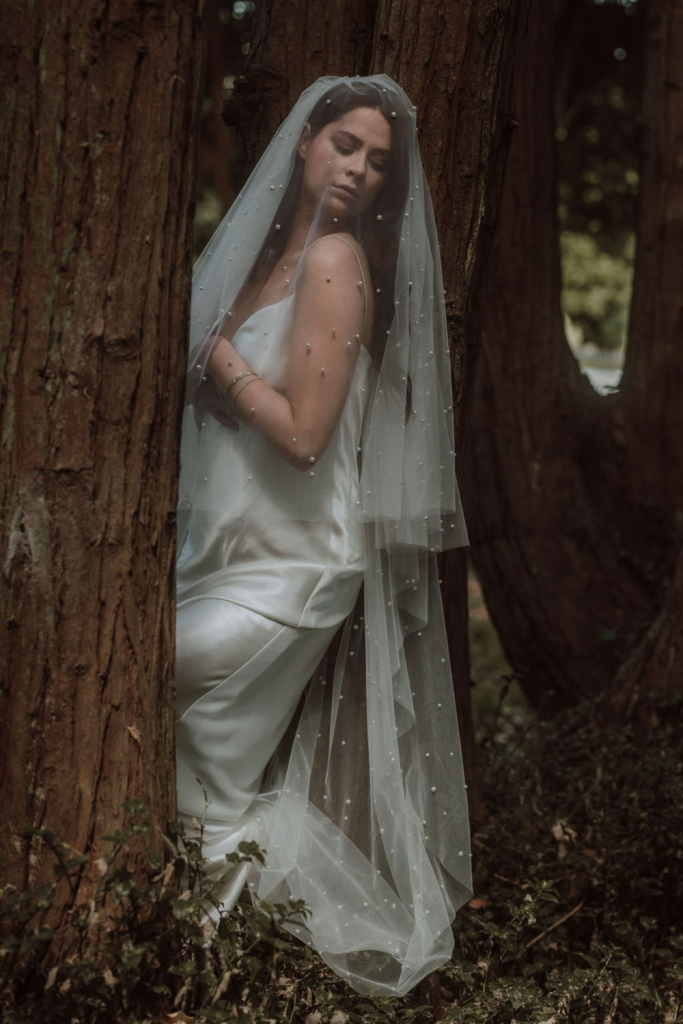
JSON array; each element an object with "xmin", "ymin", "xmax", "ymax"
[{"xmin": 175, "ymin": 74, "xmax": 472, "ymax": 999}]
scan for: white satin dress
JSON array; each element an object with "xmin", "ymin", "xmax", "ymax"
[{"xmin": 176, "ymin": 242, "xmax": 373, "ymax": 906}]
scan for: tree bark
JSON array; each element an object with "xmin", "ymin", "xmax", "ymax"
[
  {"xmin": 611, "ymin": 545, "xmax": 683, "ymax": 717},
  {"xmin": 370, "ymin": 0, "xmax": 533, "ymax": 825},
  {"xmin": 621, "ymin": 0, "xmax": 683, "ymax": 519},
  {"xmin": 0, "ymin": 0, "xmax": 204, "ymax": 933},
  {"xmin": 229, "ymin": 0, "xmax": 531, "ymax": 827},
  {"xmin": 460, "ymin": 0, "xmax": 683, "ymax": 712},
  {"xmin": 606, "ymin": 0, "xmax": 683, "ymax": 710},
  {"xmin": 223, "ymin": 0, "xmax": 375, "ymax": 164}
]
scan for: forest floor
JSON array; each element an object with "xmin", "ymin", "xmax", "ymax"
[{"xmin": 467, "ymin": 562, "xmax": 530, "ymax": 736}]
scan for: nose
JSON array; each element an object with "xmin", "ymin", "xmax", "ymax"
[{"xmin": 345, "ymin": 150, "xmax": 367, "ymax": 178}]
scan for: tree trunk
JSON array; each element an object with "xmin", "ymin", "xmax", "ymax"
[
  {"xmin": 371, "ymin": 0, "xmax": 532, "ymax": 825},
  {"xmin": 0, "ymin": 0, "xmax": 204, "ymax": 937},
  {"xmin": 461, "ymin": 0, "xmax": 683, "ymax": 712},
  {"xmin": 605, "ymin": 0, "xmax": 683, "ymax": 711},
  {"xmin": 228, "ymin": 0, "xmax": 531, "ymax": 828},
  {"xmin": 223, "ymin": 0, "xmax": 375, "ymax": 164},
  {"xmin": 612, "ymin": 545, "xmax": 683, "ymax": 719}
]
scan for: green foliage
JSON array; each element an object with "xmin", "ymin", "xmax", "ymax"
[
  {"xmin": 555, "ymin": 4, "xmax": 644, "ymax": 256},
  {"xmin": 194, "ymin": 188, "xmax": 227, "ymax": 258},
  {"xmin": 560, "ymin": 230, "xmax": 634, "ymax": 350},
  {"xmin": 3, "ymin": 696, "xmax": 682, "ymax": 1022},
  {"xmin": 0, "ymin": 801, "xmax": 310, "ymax": 1023}
]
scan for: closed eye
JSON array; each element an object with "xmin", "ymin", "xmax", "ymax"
[{"xmin": 334, "ymin": 141, "xmax": 388, "ymax": 173}]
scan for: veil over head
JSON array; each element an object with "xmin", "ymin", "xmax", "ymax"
[{"xmin": 179, "ymin": 74, "xmax": 472, "ymax": 997}]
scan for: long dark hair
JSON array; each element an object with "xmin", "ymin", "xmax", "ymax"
[{"xmin": 248, "ymin": 81, "xmax": 412, "ymax": 378}]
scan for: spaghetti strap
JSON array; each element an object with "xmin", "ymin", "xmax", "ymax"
[{"xmin": 306, "ymin": 234, "xmax": 368, "ymax": 335}]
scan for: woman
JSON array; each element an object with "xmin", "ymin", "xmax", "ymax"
[{"xmin": 176, "ymin": 75, "xmax": 472, "ymax": 999}]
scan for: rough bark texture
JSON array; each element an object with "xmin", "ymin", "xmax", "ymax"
[
  {"xmin": 0, "ymin": 0, "xmax": 204, "ymax": 925},
  {"xmin": 227, "ymin": 0, "xmax": 531, "ymax": 828},
  {"xmin": 621, "ymin": 0, "xmax": 683, "ymax": 516},
  {"xmin": 609, "ymin": 0, "xmax": 683, "ymax": 707},
  {"xmin": 371, "ymin": 0, "xmax": 532, "ymax": 826},
  {"xmin": 612, "ymin": 546, "xmax": 683, "ymax": 716},
  {"xmin": 461, "ymin": 0, "xmax": 683, "ymax": 711},
  {"xmin": 223, "ymin": 0, "xmax": 376, "ymax": 162}
]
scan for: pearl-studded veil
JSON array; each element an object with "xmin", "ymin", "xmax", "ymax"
[{"xmin": 178, "ymin": 75, "xmax": 472, "ymax": 996}]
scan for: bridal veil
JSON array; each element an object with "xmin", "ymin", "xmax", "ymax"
[{"xmin": 178, "ymin": 74, "xmax": 472, "ymax": 997}]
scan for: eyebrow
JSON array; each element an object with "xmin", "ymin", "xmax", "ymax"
[{"xmin": 334, "ymin": 128, "xmax": 391, "ymax": 158}]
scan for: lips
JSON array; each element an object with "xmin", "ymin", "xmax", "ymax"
[{"xmin": 333, "ymin": 183, "xmax": 357, "ymax": 198}]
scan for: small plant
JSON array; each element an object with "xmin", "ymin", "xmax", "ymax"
[{"xmin": 0, "ymin": 800, "xmax": 309, "ymax": 1022}]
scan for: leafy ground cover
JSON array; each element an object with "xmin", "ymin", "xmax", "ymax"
[{"xmin": 3, "ymin": 687, "xmax": 681, "ymax": 1023}]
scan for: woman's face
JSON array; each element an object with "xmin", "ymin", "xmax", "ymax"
[{"xmin": 298, "ymin": 106, "xmax": 392, "ymax": 220}]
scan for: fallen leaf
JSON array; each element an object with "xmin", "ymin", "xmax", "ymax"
[{"xmin": 467, "ymin": 896, "xmax": 488, "ymax": 909}]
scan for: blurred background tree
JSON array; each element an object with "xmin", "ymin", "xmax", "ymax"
[{"xmin": 464, "ymin": 0, "xmax": 683, "ymax": 716}]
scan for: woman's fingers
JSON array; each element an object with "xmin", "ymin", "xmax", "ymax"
[
  {"xmin": 189, "ymin": 379, "xmax": 239, "ymax": 431},
  {"xmin": 211, "ymin": 409, "xmax": 240, "ymax": 430}
]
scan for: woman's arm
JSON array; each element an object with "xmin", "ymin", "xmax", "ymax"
[{"xmin": 207, "ymin": 235, "xmax": 370, "ymax": 471}]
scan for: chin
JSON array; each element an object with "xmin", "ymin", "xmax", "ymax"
[{"xmin": 321, "ymin": 201, "xmax": 353, "ymax": 221}]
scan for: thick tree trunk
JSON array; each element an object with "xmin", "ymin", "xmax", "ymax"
[
  {"xmin": 370, "ymin": 0, "xmax": 532, "ymax": 825},
  {"xmin": 223, "ymin": 0, "xmax": 375, "ymax": 162},
  {"xmin": 612, "ymin": 545, "xmax": 683, "ymax": 716},
  {"xmin": 228, "ymin": 0, "xmax": 531, "ymax": 828},
  {"xmin": 606, "ymin": 0, "xmax": 683, "ymax": 710},
  {"xmin": 461, "ymin": 0, "xmax": 683, "ymax": 711},
  {"xmin": 621, "ymin": 0, "xmax": 683, "ymax": 518},
  {"xmin": 0, "ymin": 0, "xmax": 203, "ymax": 934}
]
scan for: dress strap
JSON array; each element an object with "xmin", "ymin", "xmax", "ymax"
[{"xmin": 306, "ymin": 234, "xmax": 368, "ymax": 335}]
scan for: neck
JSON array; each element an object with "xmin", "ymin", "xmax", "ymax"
[{"xmin": 283, "ymin": 195, "xmax": 349, "ymax": 261}]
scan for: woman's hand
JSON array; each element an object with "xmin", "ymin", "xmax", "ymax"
[{"xmin": 191, "ymin": 378, "xmax": 240, "ymax": 432}]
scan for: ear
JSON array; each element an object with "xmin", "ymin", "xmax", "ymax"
[{"xmin": 298, "ymin": 122, "xmax": 312, "ymax": 159}]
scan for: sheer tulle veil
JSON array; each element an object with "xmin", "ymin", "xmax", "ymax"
[{"xmin": 179, "ymin": 74, "xmax": 472, "ymax": 997}]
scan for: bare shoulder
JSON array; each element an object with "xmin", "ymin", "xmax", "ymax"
[
  {"xmin": 299, "ymin": 233, "xmax": 374, "ymax": 342},
  {"xmin": 303, "ymin": 232, "xmax": 370, "ymax": 280}
]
